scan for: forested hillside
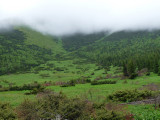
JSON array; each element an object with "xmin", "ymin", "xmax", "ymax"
[
  {"xmin": 62, "ymin": 32, "xmax": 106, "ymax": 51},
  {"xmin": 2, "ymin": 27, "xmax": 160, "ymax": 76},
  {"xmin": 62, "ymin": 30, "xmax": 160, "ymax": 73},
  {"xmin": 0, "ymin": 27, "xmax": 64, "ymax": 75}
]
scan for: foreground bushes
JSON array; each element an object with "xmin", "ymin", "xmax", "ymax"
[
  {"xmin": 108, "ymin": 89, "xmax": 154, "ymax": 102},
  {"xmin": 0, "ymin": 102, "xmax": 16, "ymax": 120},
  {"xmin": 16, "ymin": 92, "xmax": 128, "ymax": 120}
]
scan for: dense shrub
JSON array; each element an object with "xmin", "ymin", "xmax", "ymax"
[
  {"xmin": 105, "ymin": 74, "xmax": 112, "ymax": 79},
  {"xmin": 123, "ymin": 80, "xmax": 128, "ymax": 84},
  {"xmin": 94, "ymin": 76, "xmax": 103, "ymax": 81},
  {"xmin": 108, "ymin": 89, "xmax": 154, "ymax": 102},
  {"xmin": 0, "ymin": 82, "xmax": 45, "ymax": 92},
  {"xmin": 0, "ymin": 102, "xmax": 16, "ymax": 120},
  {"xmin": 16, "ymin": 92, "xmax": 127, "ymax": 120},
  {"xmin": 91, "ymin": 72, "xmax": 95, "ymax": 75},
  {"xmin": 39, "ymin": 73, "xmax": 50, "ymax": 78},
  {"xmin": 54, "ymin": 67, "xmax": 65, "ymax": 71},
  {"xmin": 73, "ymin": 77, "xmax": 91, "ymax": 84},
  {"xmin": 16, "ymin": 93, "xmax": 87, "ymax": 120},
  {"xmin": 43, "ymin": 81, "xmax": 55, "ymax": 86},
  {"xmin": 61, "ymin": 80, "xmax": 75, "ymax": 87},
  {"xmin": 25, "ymin": 86, "xmax": 46, "ymax": 95},
  {"xmin": 61, "ymin": 77, "xmax": 91, "ymax": 87},
  {"xmin": 137, "ymin": 68, "xmax": 148, "ymax": 76},
  {"xmin": 91, "ymin": 80, "xmax": 117, "ymax": 85},
  {"xmin": 146, "ymin": 72, "xmax": 150, "ymax": 76},
  {"xmin": 129, "ymin": 73, "xmax": 138, "ymax": 79},
  {"xmin": 94, "ymin": 109, "xmax": 125, "ymax": 120}
]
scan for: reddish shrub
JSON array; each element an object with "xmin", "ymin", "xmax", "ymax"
[
  {"xmin": 105, "ymin": 74, "xmax": 112, "ymax": 79},
  {"xmin": 137, "ymin": 68, "xmax": 148, "ymax": 76},
  {"xmin": 141, "ymin": 83, "xmax": 159, "ymax": 91}
]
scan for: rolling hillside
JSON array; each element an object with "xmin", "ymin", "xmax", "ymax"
[
  {"xmin": 62, "ymin": 30, "xmax": 160, "ymax": 72},
  {"xmin": 0, "ymin": 27, "xmax": 65, "ymax": 75},
  {"xmin": 2, "ymin": 27, "xmax": 160, "ymax": 75}
]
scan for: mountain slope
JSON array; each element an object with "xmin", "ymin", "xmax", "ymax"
[
  {"xmin": 2, "ymin": 27, "xmax": 160, "ymax": 75},
  {"xmin": 61, "ymin": 32, "xmax": 106, "ymax": 51},
  {"xmin": 0, "ymin": 27, "xmax": 65, "ymax": 75},
  {"xmin": 61, "ymin": 30, "xmax": 160, "ymax": 71},
  {"xmin": 18, "ymin": 27, "xmax": 65, "ymax": 54}
]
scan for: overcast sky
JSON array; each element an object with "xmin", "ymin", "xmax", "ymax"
[{"xmin": 0, "ymin": 0, "xmax": 160, "ymax": 35}]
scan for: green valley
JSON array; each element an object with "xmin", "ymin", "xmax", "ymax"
[{"xmin": 1, "ymin": 27, "xmax": 160, "ymax": 119}]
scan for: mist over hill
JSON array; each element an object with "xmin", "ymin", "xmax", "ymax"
[{"xmin": 1, "ymin": 0, "xmax": 160, "ymax": 36}]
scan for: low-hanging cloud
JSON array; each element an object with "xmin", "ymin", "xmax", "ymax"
[{"xmin": 0, "ymin": 0, "xmax": 160, "ymax": 35}]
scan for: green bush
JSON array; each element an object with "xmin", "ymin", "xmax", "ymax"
[
  {"xmin": 16, "ymin": 92, "xmax": 127, "ymax": 120},
  {"xmin": 61, "ymin": 77, "xmax": 91, "ymax": 87},
  {"xmin": 0, "ymin": 102, "xmax": 16, "ymax": 120},
  {"xmin": 61, "ymin": 80, "xmax": 75, "ymax": 87},
  {"xmin": 25, "ymin": 86, "xmax": 46, "ymax": 95},
  {"xmin": 0, "ymin": 82, "xmax": 46, "ymax": 94},
  {"xmin": 91, "ymin": 72, "xmax": 95, "ymax": 75},
  {"xmin": 108, "ymin": 89, "xmax": 154, "ymax": 102},
  {"xmin": 39, "ymin": 73, "xmax": 50, "ymax": 78},
  {"xmin": 16, "ymin": 93, "xmax": 87, "ymax": 120},
  {"xmin": 94, "ymin": 109, "xmax": 124, "ymax": 120},
  {"xmin": 16, "ymin": 93, "xmax": 125, "ymax": 120},
  {"xmin": 91, "ymin": 80, "xmax": 117, "ymax": 85},
  {"xmin": 146, "ymin": 72, "xmax": 150, "ymax": 76},
  {"xmin": 129, "ymin": 73, "xmax": 138, "ymax": 79},
  {"xmin": 54, "ymin": 67, "xmax": 65, "ymax": 71},
  {"xmin": 73, "ymin": 77, "xmax": 91, "ymax": 84}
]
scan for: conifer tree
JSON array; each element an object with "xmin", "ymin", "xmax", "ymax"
[
  {"xmin": 127, "ymin": 60, "xmax": 136, "ymax": 75},
  {"xmin": 123, "ymin": 63, "xmax": 128, "ymax": 76},
  {"xmin": 158, "ymin": 61, "xmax": 160, "ymax": 76}
]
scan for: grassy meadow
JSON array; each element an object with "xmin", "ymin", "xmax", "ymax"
[{"xmin": 1, "ymin": 59, "xmax": 160, "ymax": 109}]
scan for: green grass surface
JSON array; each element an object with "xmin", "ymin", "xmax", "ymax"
[
  {"xmin": 0, "ymin": 60, "xmax": 106, "ymax": 86},
  {"xmin": 48, "ymin": 73, "xmax": 160, "ymax": 100},
  {"xmin": 48, "ymin": 83, "xmax": 138, "ymax": 102},
  {"xmin": 129, "ymin": 104, "xmax": 160, "ymax": 119},
  {"xmin": 1, "ymin": 72, "xmax": 160, "ymax": 107},
  {"xmin": 18, "ymin": 27, "xmax": 65, "ymax": 54},
  {"xmin": 0, "ymin": 91, "xmax": 35, "ymax": 107},
  {"xmin": 0, "ymin": 59, "xmax": 160, "ymax": 108}
]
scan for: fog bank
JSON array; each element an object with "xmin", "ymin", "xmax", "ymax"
[{"xmin": 0, "ymin": 0, "xmax": 160, "ymax": 35}]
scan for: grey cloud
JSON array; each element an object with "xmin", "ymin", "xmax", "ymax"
[{"xmin": 0, "ymin": 0, "xmax": 160, "ymax": 35}]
